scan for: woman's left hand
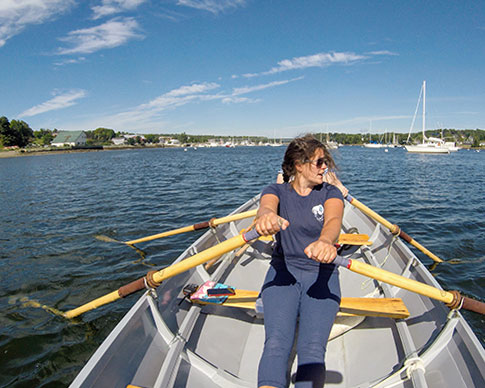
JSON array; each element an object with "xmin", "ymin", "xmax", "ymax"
[{"xmin": 304, "ymin": 240, "xmax": 337, "ymax": 264}]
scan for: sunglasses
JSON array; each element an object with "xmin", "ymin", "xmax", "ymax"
[{"xmin": 307, "ymin": 157, "xmax": 328, "ymax": 169}]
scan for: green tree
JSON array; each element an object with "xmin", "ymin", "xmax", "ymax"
[
  {"xmin": 0, "ymin": 116, "xmax": 17, "ymax": 147},
  {"xmin": 10, "ymin": 120, "xmax": 33, "ymax": 147},
  {"xmin": 34, "ymin": 129, "xmax": 54, "ymax": 146},
  {"xmin": 126, "ymin": 137, "xmax": 135, "ymax": 145},
  {"xmin": 176, "ymin": 132, "xmax": 189, "ymax": 144},
  {"xmin": 93, "ymin": 127, "xmax": 115, "ymax": 143},
  {"xmin": 145, "ymin": 134, "xmax": 159, "ymax": 143}
]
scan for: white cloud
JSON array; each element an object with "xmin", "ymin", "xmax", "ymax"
[
  {"xmin": 266, "ymin": 52, "xmax": 366, "ymax": 75},
  {"xmin": 240, "ymin": 51, "xmax": 383, "ymax": 78},
  {"xmin": 92, "ymin": 0, "xmax": 147, "ymax": 20},
  {"xmin": 0, "ymin": 0, "xmax": 74, "ymax": 48},
  {"xmin": 19, "ymin": 90, "xmax": 87, "ymax": 117},
  {"xmin": 57, "ymin": 17, "xmax": 143, "ymax": 55},
  {"xmin": 110, "ymin": 82, "xmax": 222, "ymax": 124},
  {"xmin": 164, "ymin": 82, "xmax": 220, "ymax": 97},
  {"xmin": 367, "ymin": 50, "xmax": 398, "ymax": 56},
  {"xmin": 53, "ymin": 57, "xmax": 87, "ymax": 66},
  {"xmin": 232, "ymin": 77, "xmax": 304, "ymax": 96},
  {"xmin": 140, "ymin": 82, "xmax": 221, "ymax": 111},
  {"xmin": 99, "ymin": 76, "xmax": 300, "ymax": 128},
  {"xmin": 177, "ymin": 0, "xmax": 246, "ymax": 14},
  {"xmin": 222, "ymin": 96, "xmax": 259, "ymax": 104}
]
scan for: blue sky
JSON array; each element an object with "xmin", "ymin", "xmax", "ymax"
[{"xmin": 1, "ymin": 1, "xmax": 484, "ymax": 138}]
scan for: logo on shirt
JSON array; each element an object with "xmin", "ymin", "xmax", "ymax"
[{"xmin": 312, "ymin": 204, "xmax": 324, "ymax": 222}]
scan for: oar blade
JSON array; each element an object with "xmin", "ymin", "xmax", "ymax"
[
  {"xmin": 192, "ymin": 289, "xmax": 409, "ymax": 319},
  {"xmin": 337, "ymin": 233, "xmax": 372, "ymax": 245},
  {"xmin": 339, "ymin": 297, "xmax": 409, "ymax": 319},
  {"xmin": 95, "ymin": 235, "xmax": 122, "ymax": 244}
]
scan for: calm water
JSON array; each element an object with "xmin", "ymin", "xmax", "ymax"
[{"xmin": 0, "ymin": 146, "xmax": 484, "ymax": 387}]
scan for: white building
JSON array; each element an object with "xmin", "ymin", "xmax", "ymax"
[
  {"xmin": 51, "ymin": 131, "xmax": 87, "ymax": 147},
  {"xmin": 111, "ymin": 137, "xmax": 126, "ymax": 145}
]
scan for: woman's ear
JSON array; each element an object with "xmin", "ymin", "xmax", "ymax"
[{"xmin": 295, "ymin": 161, "xmax": 304, "ymax": 173}]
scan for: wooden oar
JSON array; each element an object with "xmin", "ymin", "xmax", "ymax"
[
  {"xmin": 96, "ymin": 209, "xmax": 258, "ymax": 246},
  {"xmin": 333, "ymin": 256, "xmax": 485, "ymax": 315},
  {"xmin": 62, "ymin": 229, "xmax": 261, "ymax": 319},
  {"xmin": 345, "ymin": 194, "xmax": 444, "ymax": 263},
  {"xmin": 193, "ymin": 289, "xmax": 409, "ymax": 319}
]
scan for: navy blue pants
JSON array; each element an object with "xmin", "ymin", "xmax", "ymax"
[{"xmin": 257, "ymin": 259, "xmax": 341, "ymax": 388}]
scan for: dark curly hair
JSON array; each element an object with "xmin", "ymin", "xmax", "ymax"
[{"xmin": 281, "ymin": 134, "xmax": 336, "ymax": 183}]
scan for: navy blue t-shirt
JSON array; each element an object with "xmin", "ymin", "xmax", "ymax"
[{"xmin": 261, "ymin": 182, "xmax": 343, "ymax": 269}]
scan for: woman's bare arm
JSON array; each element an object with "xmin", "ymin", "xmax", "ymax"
[{"xmin": 255, "ymin": 194, "xmax": 289, "ymax": 236}]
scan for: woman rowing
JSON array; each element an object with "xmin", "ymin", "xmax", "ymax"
[{"xmin": 255, "ymin": 134, "xmax": 344, "ymax": 388}]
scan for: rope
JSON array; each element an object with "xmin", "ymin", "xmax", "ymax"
[
  {"xmin": 371, "ymin": 356, "xmax": 426, "ymax": 388},
  {"xmin": 406, "ymin": 84, "xmax": 423, "ymax": 143},
  {"xmin": 404, "ymin": 357, "xmax": 426, "ymax": 380},
  {"xmin": 361, "ymin": 235, "xmax": 398, "ymax": 290}
]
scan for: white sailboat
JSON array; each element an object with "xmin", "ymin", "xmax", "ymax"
[
  {"xmin": 363, "ymin": 133, "xmax": 384, "ymax": 148},
  {"xmin": 405, "ymin": 81, "xmax": 450, "ymax": 154},
  {"xmin": 325, "ymin": 132, "xmax": 338, "ymax": 149},
  {"xmin": 444, "ymin": 141, "xmax": 461, "ymax": 152},
  {"xmin": 363, "ymin": 121, "xmax": 384, "ymax": 148}
]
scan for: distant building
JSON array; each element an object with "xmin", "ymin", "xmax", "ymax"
[
  {"xmin": 167, "ymin": 138, "xmax": 181, "ymax": 146},
  {"xmin": 111, "ymin": 137, "xmax": 126, "ymax": 145},
  {"xmin": 51, "ymin": 131, "xmax": 87, "ymax": 147}
]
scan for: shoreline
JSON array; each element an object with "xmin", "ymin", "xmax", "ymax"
[
  {"xmin": 0, "ymin": 145, "xmax": 172, "ymax": 159},
  {"xmin": 1, "ymin": 144, "xmax": 482, "ymax": 159}
]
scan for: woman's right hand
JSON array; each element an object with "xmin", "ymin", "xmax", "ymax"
[{"xmin": 255, "ymin": 212, "xmax": 289, "ymax": 236}]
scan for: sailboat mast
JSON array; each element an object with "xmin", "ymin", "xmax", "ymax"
[{"xmin": 422, "ymin": 80, "xmax": 426, "ymax": 143}]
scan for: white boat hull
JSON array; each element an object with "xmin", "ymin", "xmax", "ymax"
[
  {"xmin": 364, "ymin": 143, "xmax": 385, "ymax": 148},
  {"xmin": 405, "ymin": 144, "xmax": 450, "ymax": 154}
]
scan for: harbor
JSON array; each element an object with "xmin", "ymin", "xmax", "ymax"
[{"xmin": 0, "ymin": 145, "xmax": 483, "ymax": 386}]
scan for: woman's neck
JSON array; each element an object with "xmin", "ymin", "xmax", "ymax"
[{"xmin": 290, "ymin": 175, "xmax": 313, "ymax": 196}]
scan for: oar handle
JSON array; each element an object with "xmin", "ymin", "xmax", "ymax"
[
  {"xmin": 462, "ymin": 296, "xmax": 485, "ymax": 315},
  {"xmin": 333, "ymin": 256, "xmax": 485, "ymax": 315},
  {"xmin": 333, "ymin": 256, "xmax": 351, "ymax": 268}
]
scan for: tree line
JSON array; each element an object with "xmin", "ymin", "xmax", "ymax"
[{"xmin": 1, "ymin": 115, "xmax": 484, "ymax": 149}]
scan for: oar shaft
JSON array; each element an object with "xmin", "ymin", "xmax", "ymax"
[
  {"xmin": 334, "ymin": 257, "xmax": 485, "ymax": 314},
  {"xmin": 335, "ymin": 257, "xmax": 452, "ymax": 304},
  {"xmin": 124, "ymin": 209, "xmax": 258, "ymax": 246},
  {"xmin": 151, "ymin": 230, "xmax": 257, "ymax": 285},
  {"xmin": 126, "ymin": 225, "xmax": 196, "ymax": 245},
  {"xmin": 400, "ymin": 232, "xmax": 444, "ymax": 263},
  {"xmin": 347, "ymin": 196, "xmax": 395, "ymax": 231},
  {"xmin": 211, "ymin": 209, "xmax": 258, "ymax": 226},
  {"xmin": 64, "ymin": 290, "xmax": 121, "ymax": 319},
  {"xmin": 63, "ymin": 229, "xmax": 260, "ymax": 319},
  {"xmin": 346, "ymin": 195, "xmax": 444, "ymax": 263}
]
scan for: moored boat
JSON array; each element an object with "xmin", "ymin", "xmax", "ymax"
[
  {"xmin": 405, "ymin": 81, "xmax": 450, "ymax": 154},
  {"xmin": 70, "ymin": 195, "xmax": 485, "ymax": 388},
  {"xmin": 364, "ymin": 142, "xmax": 385, "ymax": 149}
]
